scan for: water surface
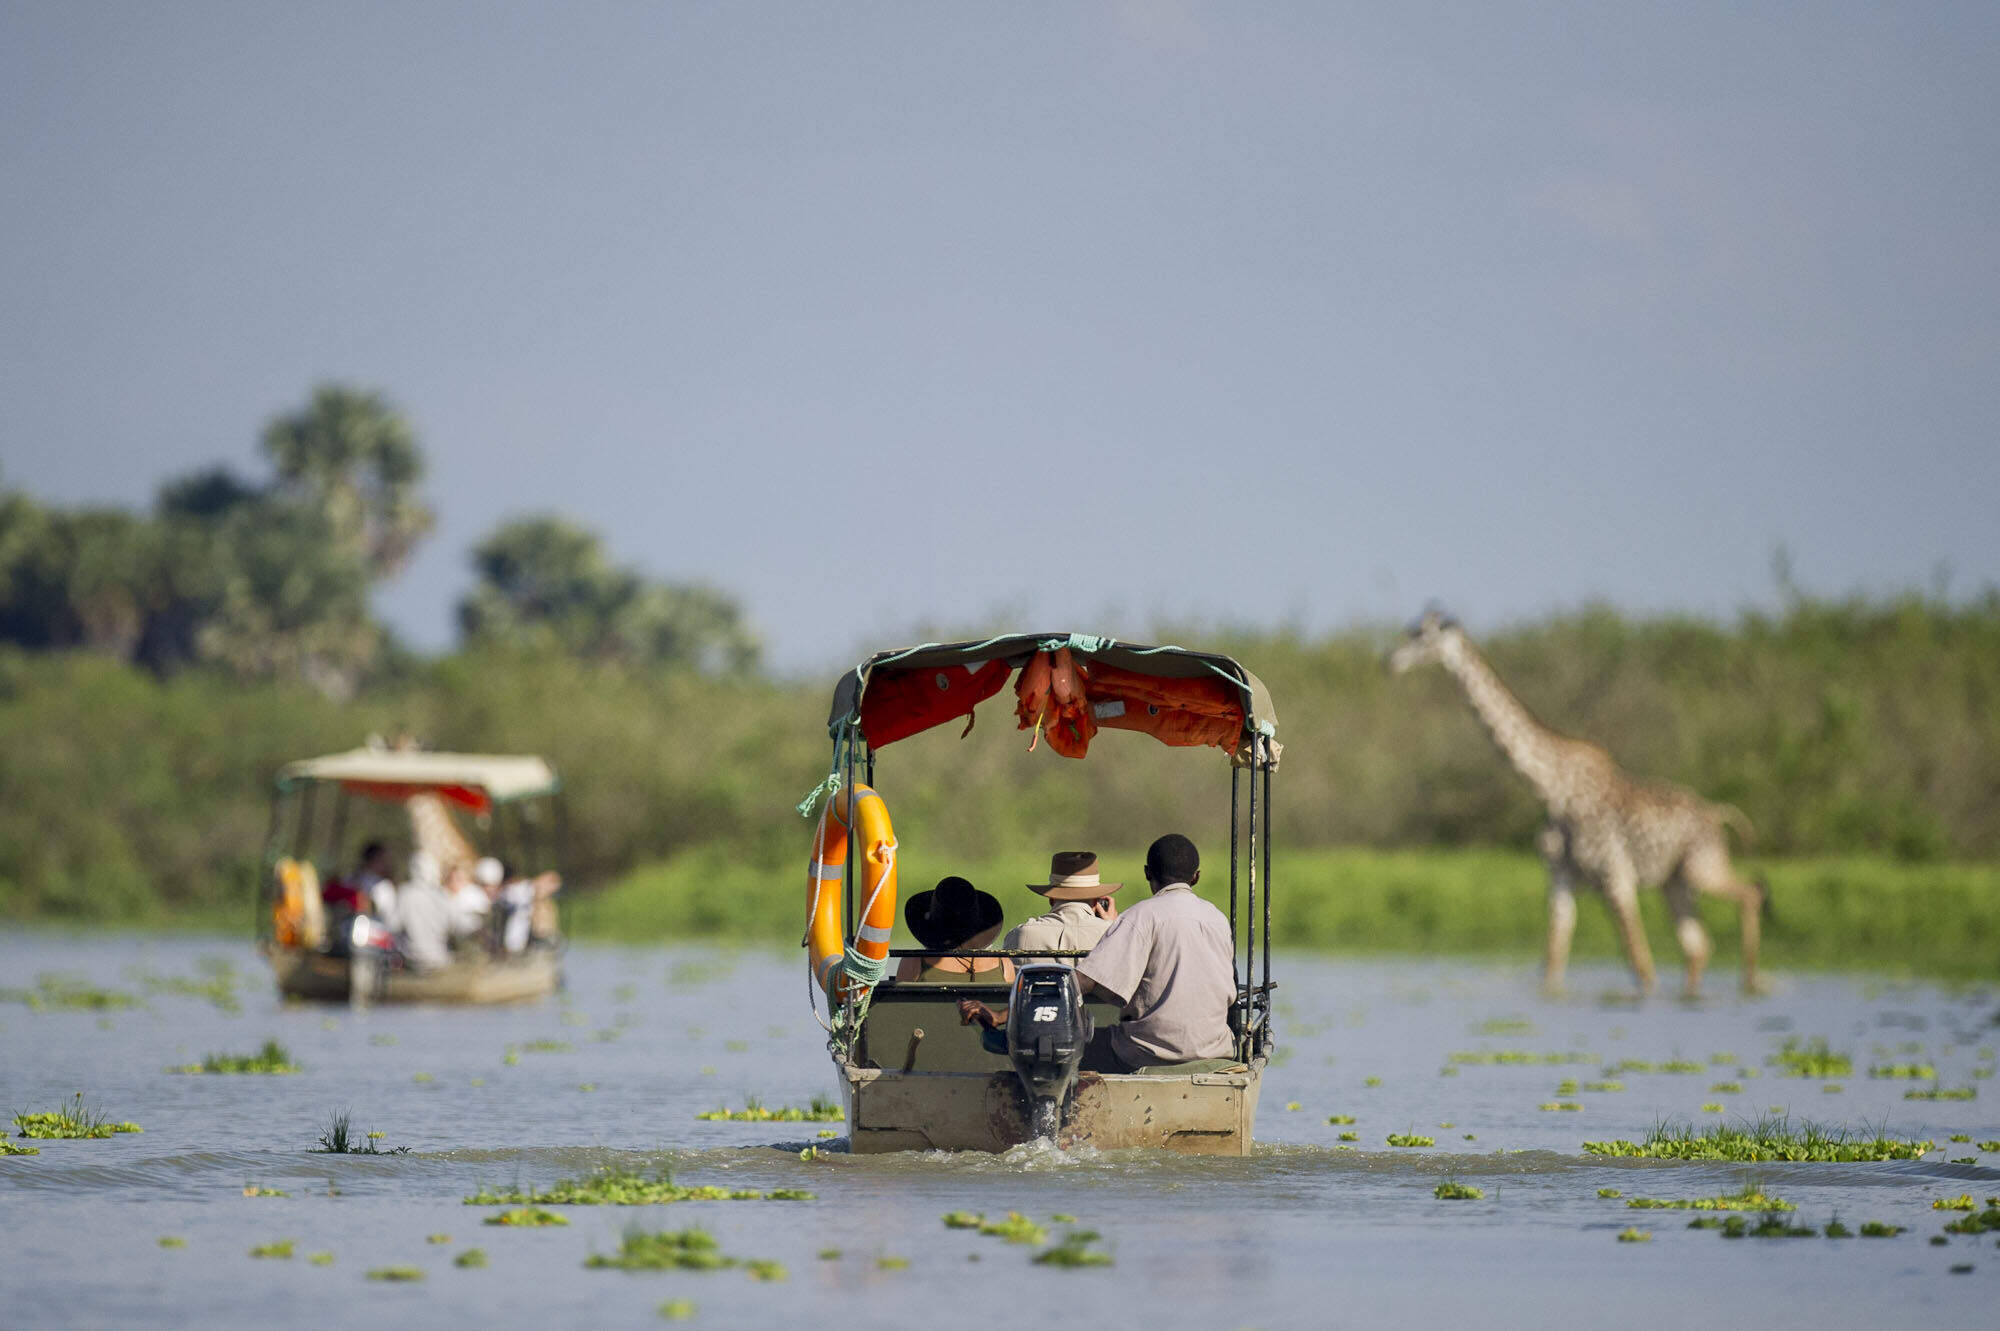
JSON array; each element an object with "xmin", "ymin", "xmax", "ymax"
[{"xmin": 3, "ymin": 934, "xmax": 1996, "ymax": 1327}]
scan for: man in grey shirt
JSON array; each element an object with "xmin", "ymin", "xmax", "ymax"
[{"xmin": 961, "ymin": 834, "xmax": 1236, "ymax": 1073}]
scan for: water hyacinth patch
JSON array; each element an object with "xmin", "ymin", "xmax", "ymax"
[
  {"xmin": 1627, "ymin": 1186, "xmax": 1794, "ymax": 1212},
  {"xmin": 1772, "ymin": 1038, "xmax": 1851, "ymax": 1079},
  {"xmin": 696, "ymin": 1094, "xmax": 842, "ymax": 1122},
  {"xmin": 1448, "ymin": 1050, "xmax": 1595, "ymax": 1066},
  {"xmin": 1387, "ymin": 1134, "xmax": 1435, "ymax": 1147},
  {"xmin": 1611, "ymin": 1058, "xmax": 1704, "ymax": 1076},
  {"xmin": 1034, "ymin": 1230, "xmax": 1114, "ymax": 1267},
  {"xmin": 171, "ymin": 1039, "xmax": 300, "ymax": 1075},
  {"xmin": 585, "ymin": 1228, "xmax": 735, "ymax": 1271},
  {"xmin": 485, "ymin": 1208, "xmax": 569, "ymax": 1227},
  {"xmin": 1701, "ymin": 1103, "xmax": 1725, "ymax": 1113},
  {"xmin": 1597, "ymin": 1188, "xmax": 1622, "ymax": 1199},
  {"xmin": 1582, "ymin": 1115, "xmax": 1933, "ymax": 1162},
  {"xmin": 249, "ymin": 1240, "xmax": 294, "ymax": 1258},
  {"xmin": 158, "ymin": 1236, "xmax": 186, "ymax": 1248},
  {"xmin": 309, "ymin": 1252, "xmax": 334, "ymax": 1266},
  {"xmin": 1616, "ymin": 1228, "xmax": 1651, "ymax": 1242},
  {"xmin": 1859, "ymin": 1222, "xmax": 1903, "ymax": 1237},
  {"xmin": 1434, "ymin": 1181, "xmax": 1484, "ymax": 1200},
  {"xmin": 942, "ymin": 1212, "xmax": 983, "ymax": 1229},
  {"xmin": 1904, "ymin": 1085, "xmax": 1976, "ymax": 1101},
  {"xmin": 1869, "ymin": 1062, "xmax": 1937, "ymax": 1080},
  {"xmin": 978, "ymin": 1212, "xmax": 1048, "ymax": 1244},
  {"xmin": 1718, "ymin": 1214, "xmax": 1816, "ymax": 1239},
  {"xmin": 455, "ymin": 1249, "xmax": 487, "ymax": 1268},
  {"xmin": 659, "ymin": 1299, "xmax": 696, "ymax": 1321},
  {"xmin": 1, "ymin": 975, "xmax": 139, "ymax": 1011},
  {"xmin": 745, "ymin": 1260, "xmax": 787, "ymax": 1281},
  {"xmin": 1979, "ymin": 1141, "xmax": 2000, "ymax": 1153},
  {"xmin": 1338, "ymin": 1131, "xmax": 1359, "ymax": 1141},
  {"xmin": 465, "ymin": 1165, "xmax": 811, "ymax": 1206},
  {"xmin": 0, "ymin": 1140, "xmax": 40, "ymax": 1155},
  {"xmin": 1939, "ymin": 1201, "xmax": 2000, "ymax": 1235},
  {"xmin": 1540, "ymin": 1102, "xmax": 1584, "ymax": 1112},
  {"xmin": 1934, "ymin": 1195, "xmax": 1978, "ymax": 1213},
  {"xmin": 14, "ymin": 1094, "xmax": 141, "ymax": 1138},
  {"xmin": 876, "ymin": 1255, "xmax": 908, "ymax": 1270},
  {"xmin": 1710, "ymin": 1082, "xmax": 1744, "ymax": 1094},
  {"xmin": 241, "ymin": 1184, "xmax": 289, "ymax": 1197},
  {"xmin": 1582, "ymin": 1081, "xmax": 1625, "ymax": 1093},
  {"xmin": 367, "ymin": 1267, "xmax": 424, "ymax": 1281},
  {"xmin": 1327, "ymin": 1114, "xmax": 1356, "ymax": 1125}
]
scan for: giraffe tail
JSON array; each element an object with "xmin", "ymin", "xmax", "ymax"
[{"xmin": 1716, "ymin": 803, "xmax": 1756, "ymax": 848}]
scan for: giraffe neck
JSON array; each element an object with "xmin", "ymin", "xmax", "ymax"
[{"xmin": 1440, "ymin": 636, "xmax": 1571, "ymax": 808}]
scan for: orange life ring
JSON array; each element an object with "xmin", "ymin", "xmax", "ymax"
[{"xmin": 805, "ymin": 783, "xmax": 899, "ymax": 1002}]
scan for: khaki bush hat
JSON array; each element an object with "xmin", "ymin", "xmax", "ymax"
[{"xmin": 1029, "ymin": 850, "xmax": 1123, "ymax": 901}]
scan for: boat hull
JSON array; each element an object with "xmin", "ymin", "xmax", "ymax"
[
  {"xmin": 839, "ymin": 1058, "xmax": 1264, "ymax": 1154},
  {"xmin": 268, "ymin": 947, "xmax": 561, "ymax": 1005}
]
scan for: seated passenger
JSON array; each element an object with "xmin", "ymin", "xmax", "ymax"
[
  {"xmin": 495, "ymin": 863, "xmax": 563, "ymax": 953},
  {"xmin": 445, "ymin": 860, "xmax": 492, "ymax": 945},
  {"xmin": 324, "ymin": 841, "xmax": 396, "ymax": 924},
  {"xmin": 1003, "ymin": 851, "xmax": 1121, "ymax": 960},
  {"xmin": 895, "ymin": 876, "xmax": 1015, "ymax": 984},
  {"xmin": 395, "ymin": 850, "xmax": 454, "ymax": 971}
]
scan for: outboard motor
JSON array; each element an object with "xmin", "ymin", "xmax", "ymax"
[{"xmin": 1005, "ymin": 964, "xmax": 1091, "ymax": 1139}]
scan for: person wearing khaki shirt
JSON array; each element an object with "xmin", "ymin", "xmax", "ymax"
[
  {"xmin": 1004, "ymin": 851, "xmax": 1122, "ymax": 960},
  {"xmin": 961, "ymin": 834, "xmax": 1235, "ymax": 1073}
]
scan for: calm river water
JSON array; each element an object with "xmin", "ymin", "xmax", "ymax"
[{"xmin": 3, "ymin": 933, "xmax": 1996, "ymax": 1329}]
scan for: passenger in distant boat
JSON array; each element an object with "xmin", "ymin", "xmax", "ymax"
[
  {"xmin": 496, "ymin": 863, "xmax": 563, "ymax": 953},
  {"xmin": 396, "ymin": 850, "xmax": 454, "ymax": 970},
  {"xmin": 445, "ymin": 859, "xmax": 492, "ymax": 946},
  {"xmin": 895, "ymin": 877, "xmax": 1015, "ymax": 984},
  {"xmin": 1003, "ymin": 851, "xmax": 1120, "ymax": 960},
  {"xmin": 960, "ymin": 834, "xmax": 1234, "ymax": 1073},
  {"xmin": 325, "ymin": 841, "xmax": 397, "ymax": 927}
]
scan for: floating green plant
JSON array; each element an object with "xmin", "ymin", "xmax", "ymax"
[
  {"xmin": 249, "ymin": 1240, "xmax": 295, "ymax": 1259},
  {"xmin": 311, "ymin": 1110, "xmax": 407, "ymax": 1155},
  {"xmin": 14, "ymin": 1094, "xmax": 141, "ymax": 1138},
  {"xmin": 486, "ymin": 1207, "xmax": 569, "ymax": 1227},
  {"xmin": 1473, "ymin": 1017, "xmax": 1536, "ymax": 1037},
  {"xmin": 1449, "ymin": 1050, "xmax": 1595, "ymax": 1066},
  {"xmin": 942, "ymin": 1211, "xmax": 983, "ymax": 1229},
  {"xmin": 1597, "ymin": 1188, "xmax": 1622, "ymax": 1199},
  {"xmin": 367, "ymin": 1266, "xmax": 424, "ymax": 1281},
  {"xmin": 522, "ymin": 1039, "xmax": 573, "ymax": 1053},
  {"xmin": 1434, "ymin": 1181, "xmax": 1484, "ymax": 1200},
  {"xmin": 585, "ymin": 1228, "xmax": 732, "ymax": 1271},
  {"xmin": 1033, "ymin": 1230, "xmax": 1113, "ymax": 1267},
  {"xmin": 426, "ymin": 1233, "xmax": 451, "ymax": 1244},
  {"xmin": 1582, "ymin": 1081, "xmax": 1625, "ymax": 1093},
  {"xmin": 171, "ymin": 1039, "xmax": 300, "ymax": 1075},
  {"xmin": 1771, "ymin": 1038, "xmax": 1851, "ymax": 1079},
  {"xmin": 1719, "ymin": 1214, "xmax": 1816, "ymax": 1239},
  {"xmin": 1904, "ymin": 1085, "xmax": 1975, "ymax": 1101},
  {"xmin": 817, "ymin": 1248, "xmax": 841, "ymax": 1260},
  {"xmin": 1869, "ymin": 1062, "xmax": 1937, "ymax": 1080},
  {"xmin": 876, "ymin": 1255, "xmax": 909, "ymax": 1270},
  {"xmin": 1, "ymin": 974, "xmax": 138, "ymax": 1011},
  {"xmin": 1338, "ymin": 1131, "xmax": 1359, "ymax": 1141},
  {"xmin": 1978, "ymin": 1141, "xmax": 2000, "ymax": 1152},
  {"xmin": 1950, "ymin": 1134, "xmax": 1971, "ymax": 1142},
  {"xmin": 241, "ymin": 1184, "xmax": 289, "ymax": 1197},
  {"xmin": 1939, "ymin": 1201, "xmax": 2000, "ymax": 1235},
  {"xmin": 1556, "ymin": 1079, "xmax": 1579, "ymax": 1095},
  {"xmin": 1710, "ymin": 1082, "xmax": 1744, "ymax": 1095},
  {"xmin": 1386, "ymin": 1134, "xmax": 1435, "ymax": 1147},
  {"xmin": 1284, "ymin": 1101, "xmax": 1302, "ymax": 1111},
  {"xmin": 455, "ymin": 1248, "xmax": 487, "ymax": 1268},
  {"xmin": 1582, "ymin": 1115, "xmax": 1933, "ymax": 1162},
  {"xmin": 0, "ymin": 1140, "xmax": 40, "ymax": 1156},
  {"xmin": 978, "ymin": 1212, "xmax": 1048, "ymax": 1244},
  {"xmin": 1859, "ymin": 1222, "xmax": 1903, "ymax": 1237},
  {"xmin": 1051, "ymin": 1212, "xmax": 1076, "ymax": 1223},
  {"xmin": 1821, "ymin": 1084, "xmax": 1844, "ymax": 1093},
  {"xmin": 1824, "ymin": 1218, "xmax": 1853, "ymax": 1238},
  {"xmin": 1539, "ymin": 1102, "xmax": 1583, "ymax": 1113},
  {"xmin": 465, "ymin": 1165, "xmax": 812, "ymax": 1206},
  {"xmin": 1934, "ymin": 1195, "xmax": 1976, "ymax": 1211},
  {"xmin": 745, "ymin": 1259, "xmax": 787, "ymax": 1281},
  {"xmin": 309, "ymin": 1252, "xmax": 334, "ymax": 1265},
  {"xmin": 1626, "ymin": 1186, "xmax": 1794, "ymax": 1212},
  {"xmin": 697, "ymin": 1094, "xmax": 843, "ymax": 1122},
  {"xmin": 659, "ymin": 1299, "xmax": 696, "ymax": 1321},
  {"xmin": 158, "ymin": 1236, "xmax": 186, "ymax": 1248},
  {"xmin": 412, "ymin": 1072, "xmax": 434, "ymax": 1084},
  {"xmin": 816, "ymin": 1128, "xmax": 838, "ymax": 1138},
  {"xmin": 1700, "ymin": 1103, "xmax": 1725, "ymax": 1113},
  {"xmin": 1364, "ymin": 1077, "xmax": 1381, "ymax": 1087},
  {"xmin": 1615, "ymin": 1227, "xmax": 1651, "ymax": 1243},
  {"xmin": 1327, "ymin": 1114, "xmax": 1355, "ymax": 1125}
]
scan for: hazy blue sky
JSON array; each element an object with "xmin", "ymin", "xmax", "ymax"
[{"xmin": 5, "ymin": 2, "xmax": 1996, "ymax": 670}]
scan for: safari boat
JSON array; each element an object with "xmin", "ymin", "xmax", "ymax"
[
  {"xmin": 259, "ymin": 745, "xmax": 567, "ymax": 1006},
  {"xmin": 804, "ymin": 634, "xmax": 1279, "ymax": 1154}
]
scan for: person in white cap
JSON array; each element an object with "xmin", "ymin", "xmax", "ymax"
[
  {"xmin": 1003, "ymin": 851, "xmax": 1121, "ymax": 961},
  {"xmin": 396, "ymin": 850, "xmax": 453, "ymax": 970}
]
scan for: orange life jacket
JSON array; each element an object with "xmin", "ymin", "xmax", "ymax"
[
  {"xmin": 1085, "ymin": 660, "xmax": 1245, "ymax": 752},
  {"xmin": 1013, "ymin": 648, "xmax": 1099, "ymax": 758},
  {"xmin": 859, "ymin": 658, "xmax": 1012, "ymax": 748}
]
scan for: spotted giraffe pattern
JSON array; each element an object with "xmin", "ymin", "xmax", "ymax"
[
  {"xmin": 405, "ymin": 790, "xmax": 480, "ymax": 876},
  {"xmin": 1390, "ymin": 610, "xmax": 1765, "ymax": 996}
]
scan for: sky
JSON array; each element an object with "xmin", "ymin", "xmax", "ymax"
[{"xmin": 4, "ymin": 2, "xmax": 1996, "ymax": 672}]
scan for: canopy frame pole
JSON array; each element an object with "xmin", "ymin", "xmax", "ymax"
[
  {"xmin": 841, "ymin": 726, "xmax": 858, "ymax": 947},
  {"xmin": 1245, "ymin": 743, "xmax": 1258, "ymax": 1024},
  {"xmin": 327, "ymin": 785, "xmax": 350, "ymax": 872},
  {"xmin": 1261, "ymin": 744, "xmax": 1273, "ymax": 1004},
  {"xmin": 258, "ymin": 789, "xmax": 289, "ymax": 940},
  {"xmin": 1229, "ymin": 764, "xmax": 1241, "ymax": 994},
  {"xmin": 294, "ymin": 781, "xmax": 318, "ymax": 863}
]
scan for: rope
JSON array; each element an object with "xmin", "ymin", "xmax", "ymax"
[{"xmin": 795, "ymin": 728, "xmax": 853, "ymax": 818}]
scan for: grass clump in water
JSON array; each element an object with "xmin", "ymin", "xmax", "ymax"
[
  {"xmin": 1539, "ymin": 1102, "xmax": 1583, "ymax": 1113},
  {"xmin": 659, "ymin": 1299, "xmax": 696, "ymax": 1321},
  {"xmin": 308, "ymin": 1252, "xmax": 334, "ymax": 1266},
  {"xmin": 586, "ymin": 1228, "xmax": 733, "ymax": 1271},
  {"xmin": 367, "ymin": 1266, "xmax": 425, "ymax": 1281},
  {"xmin": 241, "ymin": 1184, "xmax": 289, "ymax": 1197},
  {"xmin": 486, "ymin": 1207, "xmax": 569, "ymax": 1227},
  {"xmin": 454, "ymin": 1248, "xmax": 487, "ymax": 1268},
  {"xmin": 1615, "ymin": 1227, "xmax": 1651, "ymax": 1242},
  {"xmin": 310, "ymin": 1110, "xmax": 407, "ymax": 1155},
  {"xmin": 1859, "ymin": 1222, "xmax": 1903, "ymax": 1237},
  {"xmin": 1033, "ymin": 1230, "xmax": 1113, "ymax": 1267},
  {"xmin": 1582, "ymin": 1114, "xmax": 1932, "ymax": 1162},
  {"xmin": 1, "ymin": 974, "xmax": 139, "ymax": 1011},
  {"xmin": 158, "ymin": 1236, "xmax": 186, "ymax": 1248},
  {"xmin": 696, "ymin": 1093, "xmax": 843, "ymax": 1122},
  {"xmin": 942, "ymin": 1211, "xmax": 983, "ymax": 1229},
  {"xmin": 1597, "ymin": 1188, "xmax": 1622, "ymax": 1199},
  {"xmin": 173, "ymin": 1039, "xmax": 299, "ymax": 1075},
  {"xmin": 1939, "ymin": 1200, "xmax": 2000, "ymax": 1235},
  {"xmin": 1434, "ymin": 1180, "xmax": 1484, "ymax": 1200},
  {"xmin": 978, "ymin": 1212, "xmax": 1048, "ymax": 1244},
  {"xmin": 465, "ymin": 1165, "xmax": 811, "ymax": 1206},
  {"xmin": 1387, "ymin": 1133, "xmax": 1435, "ymax": 1147},
  {"xmin": 14, "ymin": 1093, "xmax": 141, "ymax": 1138},
  {"xmin": 1904, "ymin": 1084, "xmax": 1975, "ymax": 1101},
  {"xmin": 745, "ymin": 1259, "xmax": 787, "ymax": 1281},
  {"xmin": 1627, "ymin": 1185, "xmax": 1794, "ymax": 1212},
  {"xmin": 1327, "ymin": 1114, "xmax": 1355, "ymax": 1124},
  {"xmin": 1338, "ymin": 1131, "xmax": 1359, "ymax": 1141},
  {"xmin": 1719, "ymin": 1213, "xmax": 1816, "ymax": 1239},
  {"xmin": 1771, "ymin": 1038, "xmax": 1851, "ymax": 1079},
  {"xmin": 1868, "ymin": 1061, "xmax": 1937, "ymax": 1080},
  {"xmin": 1710, "ymin": 1082, "xmax": 1744, "ymax": 1095},
  {"xmin": 249, "ymin": 1240, "xmax": 295, "ymax": 1258},
  {"xmin": 1582, "ymin": 1081, "xmax": 1625, "ymax": 1093}
]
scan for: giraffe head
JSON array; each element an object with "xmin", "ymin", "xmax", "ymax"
[{"xmin": 1387, "ymin": 604, "xmax": 1465, "ymax": 674}]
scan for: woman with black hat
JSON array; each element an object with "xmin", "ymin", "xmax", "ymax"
[{"xmin": 894, "ymin": 876, "xmax": 1015, "ymax": 984}]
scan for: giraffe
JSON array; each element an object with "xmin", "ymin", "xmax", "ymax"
[
  {"xmin": 404, "ymin": 790, "xmax": 481, "ymax": 877},
  {"xmin": 1388, "ymin": 608, "xmax": 1766, "ymax": 997}
]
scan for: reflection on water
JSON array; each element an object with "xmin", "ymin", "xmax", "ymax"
[{"xmin": 2, "ymin": 933, "xmax": 1996, "ymax": 1328}]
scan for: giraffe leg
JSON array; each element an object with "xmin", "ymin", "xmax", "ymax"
[
  {"xmin": 1685, "ymin": 841, "xmax": 1765, "ymax": 995},
  {"xmin": 1663, "ymin": 874, "xmax": 1710, "ymax": 998},
  {"xmin": 1543, "ymin": 873, "xmax": 1578, "ymax": 998},
  {"xmin": 1603, "ymin": 862, "xmax": 1657, "ymax": 996}
]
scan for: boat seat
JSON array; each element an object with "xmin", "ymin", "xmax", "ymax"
[{"xmin": 857, "ymin": 982, "xmax": 1122, "ymax": 1073}]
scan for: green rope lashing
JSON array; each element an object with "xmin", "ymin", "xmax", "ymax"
[{"xmin": 795, "ymin": 770, "xmax": 842, "ymax": 819}]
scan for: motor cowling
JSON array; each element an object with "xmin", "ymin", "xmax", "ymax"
[{"xmin": 1005, "ymin": 964, "xmax": 1091, "ymax": 1138}]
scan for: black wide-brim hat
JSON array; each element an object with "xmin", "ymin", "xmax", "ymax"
[{"xmin": 904, "ymin": 875, "xmax": 1005, "ymax": 951}]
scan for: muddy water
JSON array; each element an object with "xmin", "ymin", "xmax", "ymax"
[{"xmin": 3, "ymin": 933, "xmax": 1996, "ymax": 1328}]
